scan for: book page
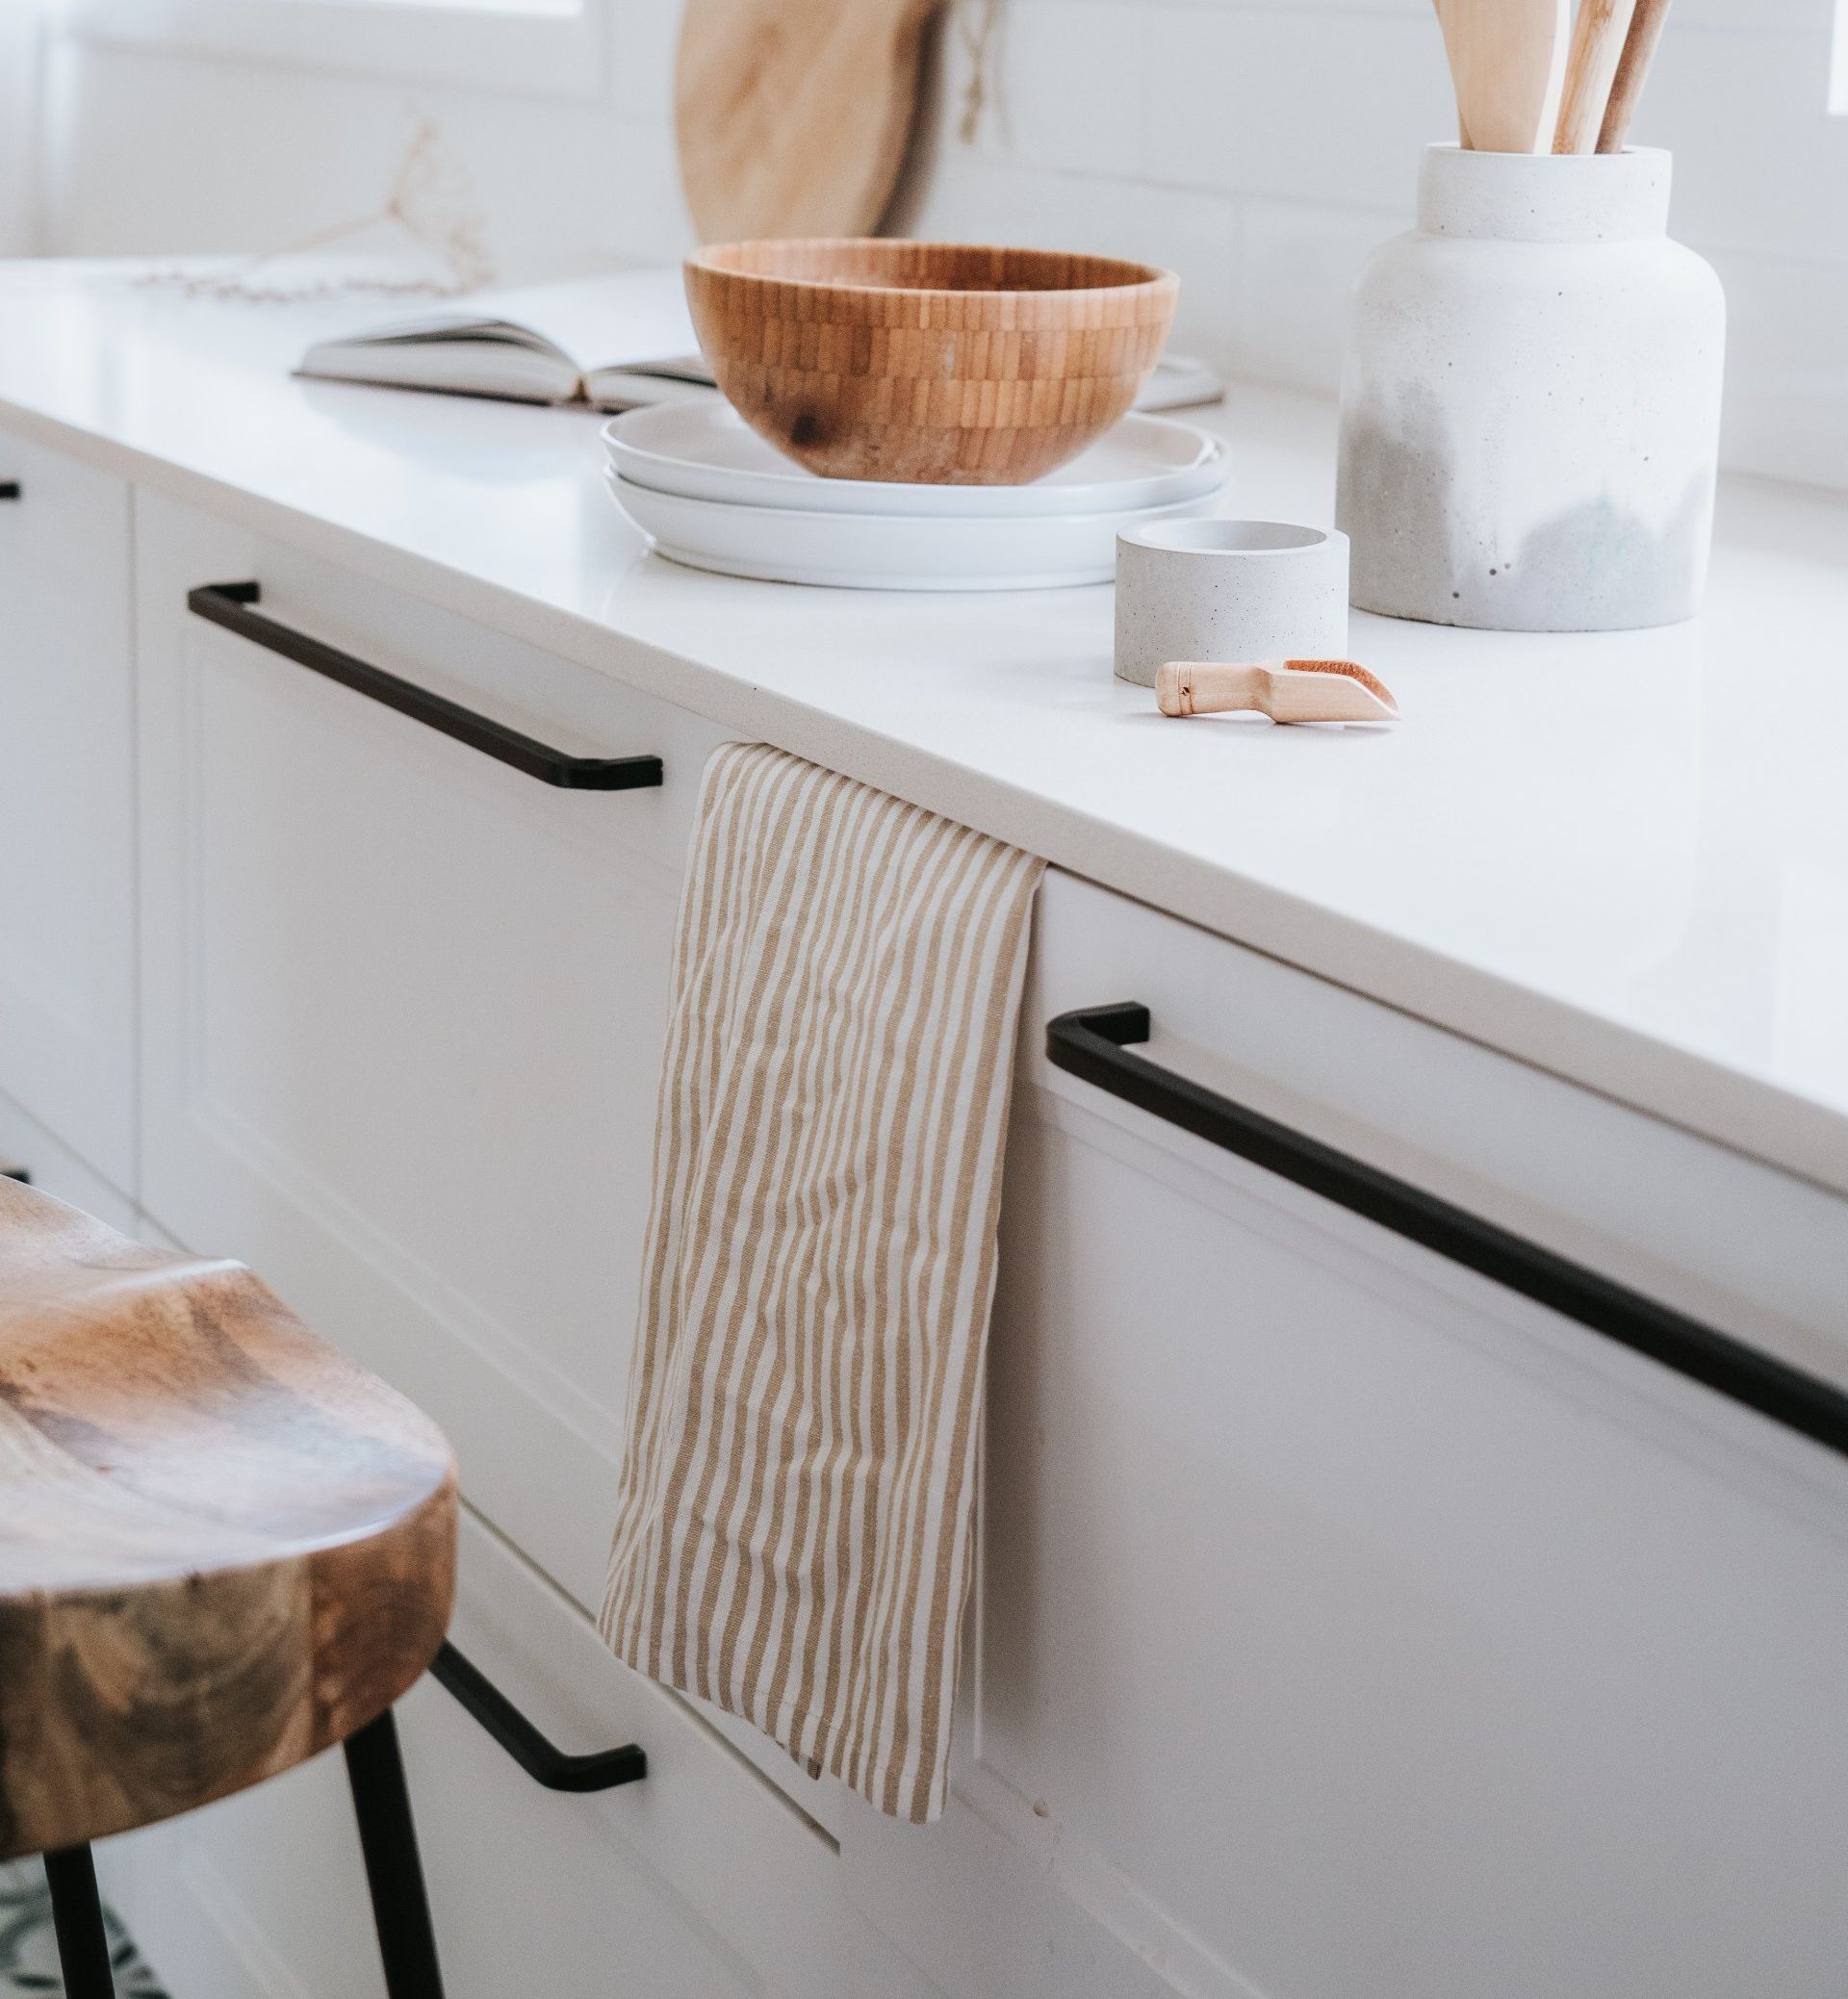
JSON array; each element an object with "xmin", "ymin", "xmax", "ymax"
[{"xmin": 467, "ymin": 269, "xmax": 700, "ymax": 375}]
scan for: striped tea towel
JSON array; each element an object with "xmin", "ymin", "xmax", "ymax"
[{"xmin": 601, "ymin": 743, "xmax": 1044, "ymax": 1823}]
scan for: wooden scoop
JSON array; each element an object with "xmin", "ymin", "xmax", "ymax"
[
  {"xmin": 1155, "ymin": 659, "xmax": 1400, "ymax": 727},
  {"xmin": 1433, "ymin": 0, "xmax": 1571, "ymax": 153}
]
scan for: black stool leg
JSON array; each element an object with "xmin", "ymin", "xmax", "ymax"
[
  {"xmin": 43, "ymin": 1844, "xmax": 116, "ymax": 1999},
  {"xmin": 344, "ymin": 1707, "xmax": 447, "ymax": 1999}
]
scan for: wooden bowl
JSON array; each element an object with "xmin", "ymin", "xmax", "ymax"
[{"xmin": 682, "ymin": 239, "xmax": 1180, "ymax": 486}]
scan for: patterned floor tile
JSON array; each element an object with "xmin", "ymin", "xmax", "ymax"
[{"xmin": 0, "ymin": 1859, "xmax": 169, "ymax": 1997}]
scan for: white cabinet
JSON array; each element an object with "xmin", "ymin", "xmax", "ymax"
[
  {"xmin": 0, "ymin": 1086, "xmax": 138, "ymax": 1234},
  {"xmin": 0, "ymin": 431, "xmax": 137, "ymax": 1195},
  {"xmin": 26, "ymin": 442, "xmax": 1848, "ymax": 1999},
  {"xmin": 133, "ymin": 490, "xmax": 732, "ymax": 1613},
  {"xmin": 98, "ymin": 1507, "xmax": 939, "ymax": 1999},
  {"xmin": 849, "ymin": 869, "xmax": 1848, "ymax": 1999}
]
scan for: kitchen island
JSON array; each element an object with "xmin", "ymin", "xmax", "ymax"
[{"xmin": 3, "ymin": 261, "xmax": 1846, "ymax": 1999}]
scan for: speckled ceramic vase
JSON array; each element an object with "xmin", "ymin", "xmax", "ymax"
[{"xmin": 1336, "ymin": 145, "xmax": 1725, "ymax": 632}]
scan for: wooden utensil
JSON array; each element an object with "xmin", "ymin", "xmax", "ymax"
[
  {"xmin": 1597, "ymin": 0, "xmax": 1674, "ymax": 153},
  {"xmin": 684, "ymin": 239, "xmax": 1178, "ymax": 486},
  {"xmin": 1433, "ymin": 0, "xmax": 1572, "ymax": 153},
  {"xmin": 1553, "ymin": 0, "xmax": 1641, "ymax": 154},
  {"xmin": 1155, "ymin": 659, "xmax": 1400, "ymax": 726},
  {"xmin": 677, "ymin": 0, "xmax": 947, "ymax": 243}
]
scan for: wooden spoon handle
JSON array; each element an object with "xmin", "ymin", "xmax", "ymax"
[
  {"xmin": 1596, "ymin": 0, "xmax": 1673, "ymax": 153},
  {"xmin": 1553, "ymin": 0, "xmax": 1639, "ymax": 153}
]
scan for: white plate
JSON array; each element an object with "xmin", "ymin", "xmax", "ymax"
[
  {"xmin": 604, "ymin": 469, "xmax": 1216, "ymax": 591},
  {"xmin": 600, "ymin": 403, "xmax": 1226, "ymax": 519}
]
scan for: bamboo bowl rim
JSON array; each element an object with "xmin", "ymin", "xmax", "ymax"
[{"xmin": 685, "ymin": 238, "xmax": 1179, "ymax": 309}]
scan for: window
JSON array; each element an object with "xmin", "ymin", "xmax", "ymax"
[{"xmin": 64, "ymin": 0, "xmax": 604, "ymax": 97}]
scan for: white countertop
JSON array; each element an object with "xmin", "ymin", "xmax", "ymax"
[{"xmin": 4, "ymin": 261, "xmax": 1846, "ymax": 1196}]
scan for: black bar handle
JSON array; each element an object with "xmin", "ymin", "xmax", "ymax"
[
  {"xmin": 430, "ymin": 1641, "xmax": 646, "ymax": 1792},
  {"xmin": 0, "ymin": 482, "xmax": 20, "ymax": 500},
  {"xmin": 188, "ymin": 581, "xmax": 662, "ymax": 792},
  {"xmin": 1047, "ymin": 1002, "xmax": 1848, "ymax": 1464}
]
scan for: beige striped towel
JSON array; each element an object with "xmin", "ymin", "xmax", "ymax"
[{"xmin": 600, "ymin": 743, "xmax": 1043, "ymax": 1823}]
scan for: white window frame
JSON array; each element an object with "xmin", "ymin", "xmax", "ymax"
[
  {"xmin": 1834, "ymin": 0, "xmax": 1848, "ymax": 115},
  {"xmin": 62, "ymin": 0, "xmax": 607, "ymax": 101}
]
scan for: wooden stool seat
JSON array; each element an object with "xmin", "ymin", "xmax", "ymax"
[{"xmin": 0, "ymin": 1180, "xmax": 456, "ymax": 1863}]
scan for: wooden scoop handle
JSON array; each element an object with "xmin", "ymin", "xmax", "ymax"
[{"xmin": 1156, "ymin": 661, "xmax": 1271, "ymax": 717}]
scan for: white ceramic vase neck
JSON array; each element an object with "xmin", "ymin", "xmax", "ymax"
[{"xmin": 1418, "ymin": 142, "xmax": 1672, "ymax": 242}]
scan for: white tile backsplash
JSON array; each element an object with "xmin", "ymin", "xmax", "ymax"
[
  {"xmin": 1234, "ymin": 197, "xmax": 1403, "ymax": 392},
  {"xmin": 37, "ymin": 0, "xmax": 1848, "ymax": 492},
  {"xmin": 1635, "ymin": 26, "xmax": 1848, "ymax": 265},
  {"xmin": 1139, "ymin": 9, "xmax": 1456, "ymax": 206},
  {"xmin": 1711, "ymin": 246, "xmax": 1848, "ymax": 487},
  {"xmin": 964, "ymin": 0, "xmax": 1149, "ymax": 179}
]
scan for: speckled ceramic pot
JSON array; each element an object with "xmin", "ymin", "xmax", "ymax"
[
  {"xmin": 1336, "ymin": 145, "xmax": 1725, "ymax": 632},
  {"xmin": 1115, "ymin": 519, "xmax": 1349, "ymax": 688}
]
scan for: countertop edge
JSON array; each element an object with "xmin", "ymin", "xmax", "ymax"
[{"xmin": 5, "ymin": 390, "xmax": 1844, "ymax": 1205}]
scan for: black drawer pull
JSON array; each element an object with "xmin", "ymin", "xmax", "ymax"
[
  {"xmin": 188, "ymin": 581, "xmax": 663, "ymax": 792},
  {"xmin": 1047, "ymin": 1002, "xmax": 1848, "ymax": 1464},
  {"xmin": 0, "ymin": 482, "xmax": 19, "ymax": 500},
  {"xmin": 430, "ymin": 1642, "xmax": 646, "ymax": 1792}
]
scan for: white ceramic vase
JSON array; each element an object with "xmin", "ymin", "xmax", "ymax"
[{"xmin": 1336, "ymin": 145, "xmax": 1725, "ymax": 632}]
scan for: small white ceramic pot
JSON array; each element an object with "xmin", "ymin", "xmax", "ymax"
[
  {"xmin": 1336, "ymin": 145, "xmax": 1725, "ymax": 632},
  {"xmin": 1115, "ymin": 519, "xmax": 1350, "ymax": 687}
]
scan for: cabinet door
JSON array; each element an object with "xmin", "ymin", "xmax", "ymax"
[
  {"xmin": 98, "ymin": 1507, "xmax": 939, "ymax": 1999},
  {"xmin": 135, "ymin": 492, "xmax": 731, "ymax": 1612},
  {"xmin": 855, "ymin": 868, "xmax": 1848, "ymax": 1999},
  {"xmin": 0, "ymin": 1087, "xmax": 138, "ymax": 1236},
  {"xmin": 0, "ymin": 431, "xmax": 137, "ymax": 1194}
]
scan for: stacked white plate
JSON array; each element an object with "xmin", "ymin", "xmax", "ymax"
[{"xmin": 599, "ymin": 403, "xmax": 1228, "ymax": 591}]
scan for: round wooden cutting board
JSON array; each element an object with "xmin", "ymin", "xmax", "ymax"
[{"xmin": 676, "ymin": 0, "xmax": 949, "ymax": 244}]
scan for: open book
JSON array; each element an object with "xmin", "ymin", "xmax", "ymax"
[
  {"xmin": 296, "ymin": 269, "xmax": 716, "ymax": 412},
  {"xmin": 296, "ymin": 266, "xmax": 1227, "ymax": 417}
]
